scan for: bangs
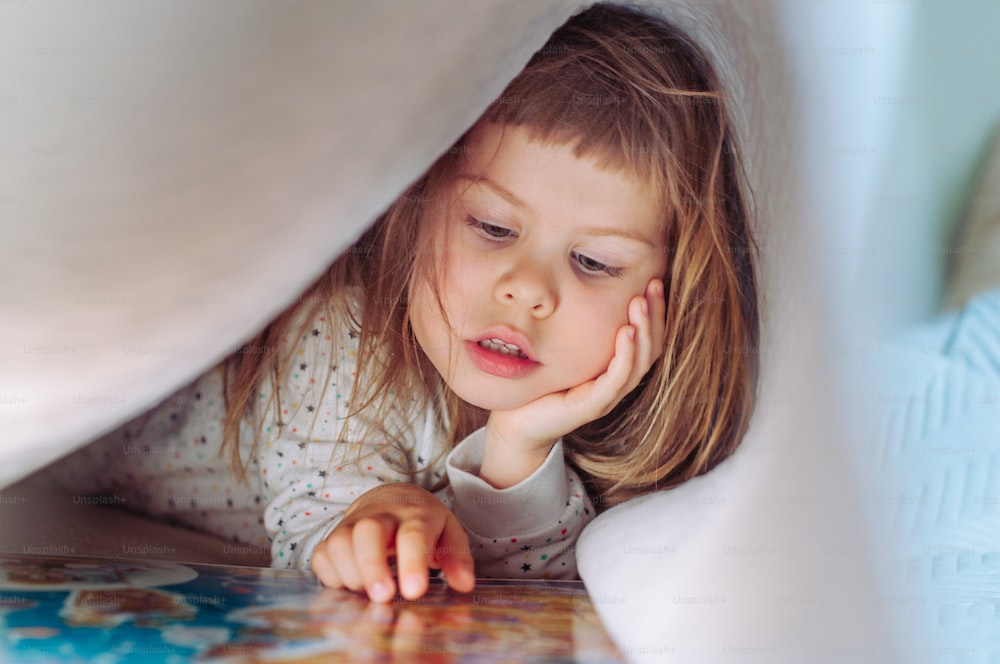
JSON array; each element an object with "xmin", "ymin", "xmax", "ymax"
[
  {"xmin": 479, "ymin": 79, "xmax": 671, "ymax": 211},
  {"xmin": 476, "ymin": 5, "xmax": 726, "ymax": 220}
]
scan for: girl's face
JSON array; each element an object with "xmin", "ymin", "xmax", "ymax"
[{"xmin": 410, "ymin": 123, "xmax": 667, "ymax": 412}]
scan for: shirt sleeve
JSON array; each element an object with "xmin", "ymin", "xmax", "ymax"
[
  {"xmin": 254, "ymin": 309, "xmax": 414, "ymax": 572},
  {"xmin": 444, "ymin": 428, "xmax": 596, "ymax": 579},
  {"xmin": 259, "ymin": 436, "xmax": 389, "ymax": 572}
]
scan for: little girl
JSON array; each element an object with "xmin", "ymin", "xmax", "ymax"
[{"xmin": 44, "ymin": 3, "xmax": 759, "ymax": 603}]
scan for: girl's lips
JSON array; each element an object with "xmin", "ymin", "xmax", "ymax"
[
  {"xmin": 473, "ymin": 327, "xmax": 538, "ymax": 362},
  {"xmin": 464, "ymin": 341, "xmax": 541, "ymax": 379}
]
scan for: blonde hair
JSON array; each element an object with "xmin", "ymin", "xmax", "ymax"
[{"xmin": 223, "ymin": 2, "xmax": 759, "ymax": 508}]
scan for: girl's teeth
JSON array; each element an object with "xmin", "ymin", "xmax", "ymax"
[{"xmin": 478, "ymin": 338, "xmax": 528, "ymax": 359}]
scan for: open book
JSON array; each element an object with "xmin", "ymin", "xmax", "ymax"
[{"xmin": 0, "ymin": 552, "xmax": 623, "ymax": 663}]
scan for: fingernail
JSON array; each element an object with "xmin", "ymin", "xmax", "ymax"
[
  {"xmin": 640, "ymin": 299, "xmax": 649, "ymax": 315},
  {"xmin": 402, "ymin": 574, "xmax": 422, "ymax": 597},
  {"xmin": 627, "ymin": 327, "xmax": 635, "ymax": 341},
  {"xmin": 459, "ymin": 564, "xmax": 476, "ymax": 589},
  {"xmin": 370, "ymin": 581, "xmax": 392, "ymax": 602}
]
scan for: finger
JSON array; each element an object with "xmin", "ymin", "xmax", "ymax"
[
  {"xmin": 622, "ymin": 280, "xmax": 666, "ymax": 394},
  {"xmin": 647, "ymin": 278, "xmax": 667, "ymax": 359},
  {"xmin": 352, "ymin": 516, "xmax": 397, "ymax": 603},
  {"xmin": 325, "ymin": 527, "xmax": 365, "ymax": 592},
  {"xmin": 628, "ymin": 294, "xmax": 653, "ymax": 377},
  {"xmin": 582, "ymin": 323, "xmax": 636, "ymax": 417},
  {"xmin": 310, "ymin": 540, "xmax": 345, "ymax": 589},
  {"xmin": 395, "ymin": 518, "xmax": 432, "ymax": 600},
  {"xmin": 608, "ymin": 323, "xmax": 638, "ymax": 388},
  {"xmin": 435, "ymin": 514, "xmax": 475, "ymax": 593}
]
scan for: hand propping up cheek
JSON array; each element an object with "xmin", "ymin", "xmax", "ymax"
[
  {"xmin": 488, "ymin": 278, "xmax": 667, "ymax": 450},
  {"xmin": 310, "ymin": 484, "xmax": 476, "ymax": 603}
]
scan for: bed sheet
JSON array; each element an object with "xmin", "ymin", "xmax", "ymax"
[{"xmin": 865, "ymin": 288, "xmax": 1000, "ymax": 663}]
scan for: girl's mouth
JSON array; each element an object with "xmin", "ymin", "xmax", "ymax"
[
  {"xmin": 476, "ymin": 337, "xmax": 529, "ymax": 360},
  {"xmin": 465, "ymin": 340, "xmax": 540, "ymax": 379}
]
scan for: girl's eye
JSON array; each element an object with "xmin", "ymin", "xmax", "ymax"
[
  {"xmin": 573, "ymin": 252, "xmax": 625, "ymax": 278},
  {"xmin": 464, "ymin": 216, "xmax": 515, "ymax": 241}
]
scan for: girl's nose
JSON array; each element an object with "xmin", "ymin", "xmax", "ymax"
[{"xmin": 495, "ymin": 262, "xmax": 557, "ymax": 318}]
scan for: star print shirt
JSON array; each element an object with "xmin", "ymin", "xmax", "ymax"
[
  {"xmin": 29, "ymin": 366, "xmax": 271, "ymax": 554},
  {"xmin": 257, "ymin": 307, "xmax": 596, "ymax": 580}
]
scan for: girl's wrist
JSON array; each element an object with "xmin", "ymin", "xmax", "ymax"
[
  {"xmin": 479, "ymin": 425, "xmax": 556, "ymax": 489},
  {"xmin": 483, "ymin": 415, "xmax": 555, "ymax": 454}
]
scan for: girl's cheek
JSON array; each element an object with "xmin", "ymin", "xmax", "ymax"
[
  {"xmin": 443, "ymin": 249, "xmax": 474, "ymax": 288},
  {"xmin": 455, "ymin": 240, "xmax": 493, "ymax": 283},
  {"xmin": 603, "ymin": 291, "xmax": 634, "ymax": 328}
]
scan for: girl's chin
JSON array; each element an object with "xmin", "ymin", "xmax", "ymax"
[{"xmin": 455, "ymin": 388, "xmax": 541, "ymax": 414}]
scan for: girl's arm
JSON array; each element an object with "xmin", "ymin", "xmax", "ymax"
[
  {"xmin": 254, "ymin": 310, "xmax": 401, "ymax": 575},
  {"xmin": 444, "ymin": 428, "xmax": 594, "ymax": 579},
  {"xmin": 259, "ymin": 437, "xmax": 384, "ymax": 573},
  {"xmin": 482, "ymin": 280, "xmax": 664, "ymax": 482},
  {"xmin": 440, "ymin": 279, "xmax": 666, "ymax": 578},
  {"xmin": 255, "ymin": 309, "xmax": 473, "ymax": 600}
]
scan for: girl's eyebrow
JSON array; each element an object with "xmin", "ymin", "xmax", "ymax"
[
  {"xmin": 459, "ymin": 174, "xmax": 657, "ymax": 248},
  {"xmin": 458, "ymin": 175, "xmax": 528, "ymax": 210},
  {"xmin": 577, "ymin": 225, "xmax": 657, "ymax": 248}
]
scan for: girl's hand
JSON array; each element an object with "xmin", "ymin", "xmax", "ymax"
[
  {"xmin": 484, "ymin": 278, "xmax": 666, "ymax": 480},
  {"xmin": 310, "ymin": 483, "xmax": 476, "ymax": 603}
]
